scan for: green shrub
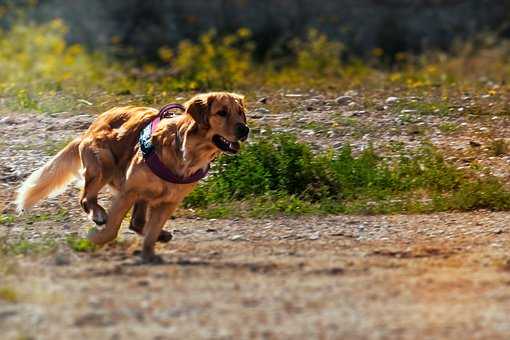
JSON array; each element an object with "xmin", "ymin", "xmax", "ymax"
[
  {"xmin": 184, "ymin": 132, "xmax": 510, "ymax": 216},
  {"xmin": 450, "ymin": 179, "xmax": 510, "ymax": 211}
]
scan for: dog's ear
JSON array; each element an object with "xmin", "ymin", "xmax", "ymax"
[{"xmin": 186, "ymin": 95, "xmax": 212, "ymax": 128}]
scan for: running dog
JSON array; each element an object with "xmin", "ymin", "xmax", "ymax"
[{"xmin": 16, "ymin": 92, "xmax": 249, "ymax": 263}]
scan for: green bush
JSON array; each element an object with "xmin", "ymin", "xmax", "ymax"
[{"xmin": 184, "ymin": 132, "xmax": 510, "ymax": 217}]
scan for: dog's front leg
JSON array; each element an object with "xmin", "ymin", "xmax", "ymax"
[
  {"xmin": 88, "ymin": 192, "xmax": 137, "ymax": 245},
  {"xmin": 129, "ymin": 201, "xmax": 174, "ymax": 243},
  {"xmin": 141, "ymin": 202, "xmax": 178, "ymax": 263}
]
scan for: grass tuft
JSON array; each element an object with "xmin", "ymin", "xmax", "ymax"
[
  {"xmin": 0, "ymin": 235, "xmax": 57, "ymax": 256},
  {"xmin": 66, "ymin": 235, "xmax": 96, "ymax": 252}
]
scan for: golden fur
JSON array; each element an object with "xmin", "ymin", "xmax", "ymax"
[{"xmin": 16, "ymin": 92, "xmax": 248, "ymax": 262}]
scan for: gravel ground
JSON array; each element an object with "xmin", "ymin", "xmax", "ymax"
[{"xmin": 1, "ymin": 95, "xmax": 510, "ymax": 339}]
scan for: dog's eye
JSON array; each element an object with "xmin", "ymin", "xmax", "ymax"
[{"xmin": 217, "ymin": 110, "xmax": 228, "ymax": 117}]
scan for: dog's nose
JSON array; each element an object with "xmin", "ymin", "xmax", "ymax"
[{"xmin": 235, "ymin": 123, "xmax": 250, "ymax": 141}]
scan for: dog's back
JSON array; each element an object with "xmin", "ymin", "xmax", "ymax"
[{"xmin": 16, "ymin": 106, "xmax": 159, "ymax": 212}]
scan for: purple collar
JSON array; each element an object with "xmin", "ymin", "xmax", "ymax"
[{"xmin": 138, "ymin": 103, "xmax": 210, "ymax": 184}]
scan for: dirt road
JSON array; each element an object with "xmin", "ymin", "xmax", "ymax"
[{"xmin": 2, "ymin": 210, "xmax": 510, "ymax": 339}]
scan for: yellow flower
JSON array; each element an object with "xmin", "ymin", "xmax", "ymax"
[
  {"xmin": 158, "ymin": 46, "xmax": 173, "ymax": 62},
  {"xmin": 237, "ymin": 28, "xmax": 252, "ymax": 39},
  {"xmin": 371, "ymin": 48, "xmax": 384, "ymax": 58}
]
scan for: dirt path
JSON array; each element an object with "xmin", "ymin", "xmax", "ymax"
[
  {"xmin": 2, "ymin": 211, "xmax": 510, "ymax": 339},
  {"xmin": 1, "ymin": 103, "xmax": 510, "ymax": 339}
]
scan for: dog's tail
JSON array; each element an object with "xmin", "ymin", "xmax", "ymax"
[{"xmin": 16, "ymin": 138, "xmax": 81, "ymax": 212}]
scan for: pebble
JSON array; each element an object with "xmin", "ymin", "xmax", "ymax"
[
  {"xmin": 400, "ymin": 109, "xmax": 418, "ymax": 114},
  {"xmin": 309, "ymin": 233, "xmax": 320, "ymax": 240},
  {"xmin": 253, "ymin": 107, "xmax": 270, "ymax": 114},
  {"xmin": 335, "ymin": 96, "xmax": 353, "ymax": 105},
  {"xmin": 345, "ymin": 110, "xmax": 367, "ymax": 117},
  {"xmin": 385, "ymin": 96, "xmax": 399, "ymax": 104},
  {"xmin": 0, "ymin": 117, "xmax": 18, "ymax": 125},
  {"xmin": 230, "ymin": 235, "xmax": 244, "ymax": 241}
]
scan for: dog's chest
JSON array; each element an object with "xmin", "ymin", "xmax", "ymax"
[{"xmin": 145, "ymin": 181, "xmax": 197, "ymax": 205}]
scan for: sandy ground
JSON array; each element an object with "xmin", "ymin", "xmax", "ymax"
[
  {"xmin": 2, "ymin": 212, "xmax": 510, "ymax": 339},
  {"xmin": 2, "ymin": 96, "xmax": 510, "ymax": 339}
]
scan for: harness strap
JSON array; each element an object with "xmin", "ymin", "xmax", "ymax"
[{"xmin": 139, "ymin": 103, "xmax": 210, "ymax": 184}]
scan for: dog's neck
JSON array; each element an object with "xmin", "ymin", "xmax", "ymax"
[{"xmin": 152, "ymin": 115, "xmax": 218, "ymax": 177}]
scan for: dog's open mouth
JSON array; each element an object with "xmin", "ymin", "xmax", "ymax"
[{"xmin": 213, "ymin": 134, "xmax": 240, "ymax": 154}]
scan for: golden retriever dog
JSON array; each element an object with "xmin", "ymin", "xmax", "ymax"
[{"xmin": 16, "ymin": 92, "xmax": 249, "ymax": 263}]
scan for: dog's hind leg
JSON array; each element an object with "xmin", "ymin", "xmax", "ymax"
[
  {"xmin": 129, "ymin": 201, "xmax": 147, "ymax": 233},
  {"xmin": 79, "ymin": 143, "xmax": 113, "ymax": 225},
  {"xmin": 129, "ymin": 201, "xmax": 173, "ymax": 243},
  {"xmin": 88, "ymin": 191, "xmax": 137, "ymax": 245}
]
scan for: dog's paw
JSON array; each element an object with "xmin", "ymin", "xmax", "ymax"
[
  {"xmin": 157, "ymin": 230, "xmax": 173, "ymax": 243},
  {"xmin": 87, "ymin": 228, "xmax": 116, "ymax": 246},
  {"xmin": 141, "ymin": 253, "xmax": 164, "ymax": 265}
]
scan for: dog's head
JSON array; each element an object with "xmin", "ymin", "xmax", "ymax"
[{"xmin": 185, "ymin": 92, "xmax": 249, "ymax": 155}]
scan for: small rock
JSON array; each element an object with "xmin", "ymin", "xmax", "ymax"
[
  {"xmin": 230, "ymin": 235, "xmax": 244, "ymax": 241},
  {"xmin": 385, "ymin": 96, "xmax": 399, "ymax": 104},
  {"xmin": 0, "ymin": 117, "xmax": 18, "ymax": 125},
  {"xmin": 335, "ymin": 96, "xmax": 353, "ymax": 105},
  {"xmin": 469, "ymin": 140, "xmax": 482, "ymax": 147},
  {"xmin": 309, "ymin": 233, "xmax": 320, "ymax": 240},
  {"xmin": 345, "ymin": 110, "xmax": 367, "ymax": 117},
  {"xmin": 258, "ymin": 97, "xmax": 268, "ymax": 104},
  {"xmin": 400, "ymin": 109, "xmax": 418, "ymax": 114},
  {"xmin": 77, "ymin": 99, "xmax": 93, "ymax": 106},
  {"xmin": 254, "ymin": 107, "xmax": 270, "ymax": 114}
]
